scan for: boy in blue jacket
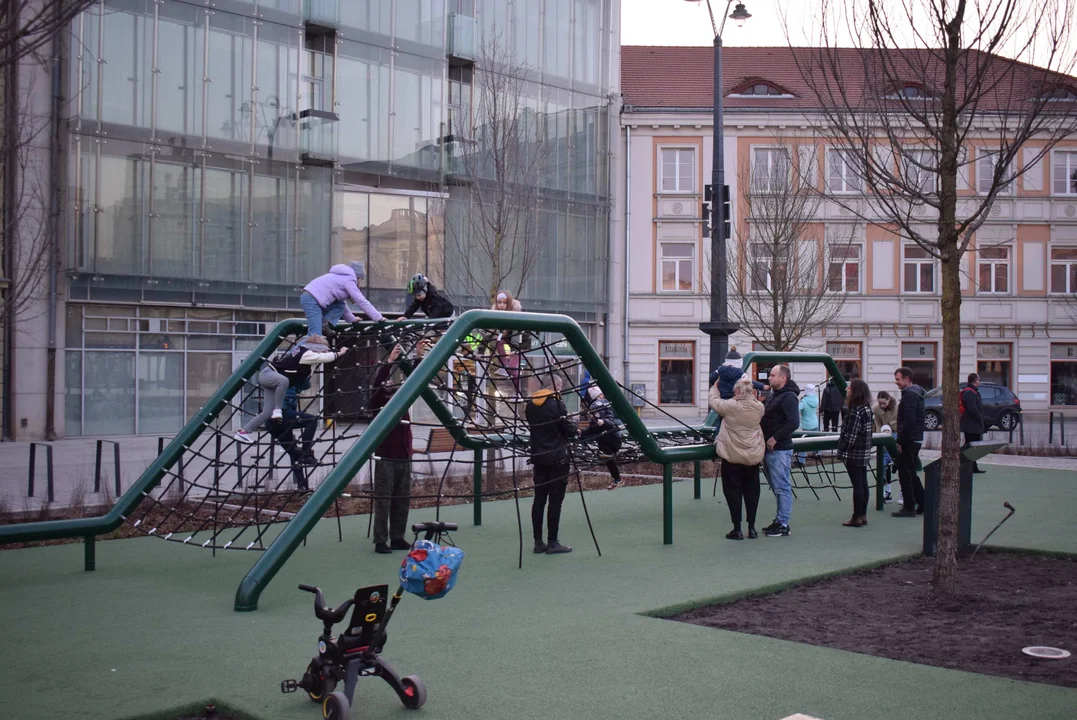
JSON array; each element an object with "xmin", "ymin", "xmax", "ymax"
[{"xmin": 709, "ymin": 347, "xmax": 766, "ymax": 399}]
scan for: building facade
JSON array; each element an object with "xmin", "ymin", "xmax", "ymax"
[
  {"xmin": 614, "ymin": 46, "xmax": 1077, "ymax": 421},
  {"xmin": 5, "ymin": 0, "xmax": 620, "ymax": 438}
]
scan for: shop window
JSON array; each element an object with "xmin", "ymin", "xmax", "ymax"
[
  {"xmin": 826, "ymin": 342, "xmax": 862, "ymax": 379},
  {"xmin": 658, "ymin": 341, "xmax": 695, "ymax": 404},
  {"xmin": 1050, "ymin": 343, "xmax": 1077, "ymax": 406},
  {"xmin": 901, "ymin": 342, "xmax": 937, "ymax": 390},
  {"xmin": 976, "ymin": 343, "xmax": 1011, "ymax": 387}
]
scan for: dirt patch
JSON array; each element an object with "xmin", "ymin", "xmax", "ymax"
[{"xmin": 674, "ymin": 551, "xmax": 1077, "ymax": 688}]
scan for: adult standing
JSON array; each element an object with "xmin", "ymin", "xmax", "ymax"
[
  {"xmin": 525, "ymin": 370, "xmax": 578, "ymax": 555},
  {"xmin": 961, "ymin": 373, "xmax": 987, "ymax": 474},
  {"xmin": 760, "ymin": 365, "xmax": 800, "ymax": 538},
  {"xmin": 710, "ymin": 377, "xmax": 766, "ymax": 540},
  {"xmin": 819, "ymin": 377, "xmax": 844, "ymax": 432},
  {"xmin": 892, "ymin": 367, "xmax": 926, "ymax": 517},
  {"xmin": 837, "ymin": 379, "xmax": 874, "ymax": 527}
]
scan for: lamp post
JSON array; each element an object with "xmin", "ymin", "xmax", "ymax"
[{"xmin": 686, "ymin": 0, "xmax": 751, "ymax": 376}]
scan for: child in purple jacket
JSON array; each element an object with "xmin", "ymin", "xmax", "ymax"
[{"xmin": 300, "ymin": 262, "xmax": 385, "ymax": 334}]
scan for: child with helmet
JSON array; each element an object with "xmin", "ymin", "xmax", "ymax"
[{"xmin": 400, "ymin": 273, "xmax": 455, "ymax": 320}]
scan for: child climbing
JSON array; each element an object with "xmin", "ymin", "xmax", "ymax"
[
  {"xmin": 301, "ymin": 262, "xmax": 385, "ymax": 336},
  {"xmin": 235, "ymin": 335, "xmax": 348, "ymax": 444},
  {"xmin": 580, "ymin": 386, "xmax": 625, "ymax": 490},
  {"xmin": 400, "ymin": 273, "xmax": 455, "ymax": 319}
]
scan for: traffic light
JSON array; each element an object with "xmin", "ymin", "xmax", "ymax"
[
  {"xmin": 720, "ymin": 183, "xmax": 731, "ymax": 240},
  {"xmin": 702, "ymin": 183, "xmax": 713, "ymax": 236}
]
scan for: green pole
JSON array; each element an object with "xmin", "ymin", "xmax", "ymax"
[
  {"xmin": 84, "ymin": 535, "xmax": 95, "ymax": 571},
  {"xmin": 693, "ymin": 460, "xmax": 701, "ymax": 500},
  {"xmin": 473, "ymin": 449, "xmax": 483, "ymax": 526},
  {"xmin": 875, "ymin": 445, "xmax": 885, "ymax": 512},
  {"xmin": 663, "ymin": 464, "xmax": 673, "ymax": 545}
]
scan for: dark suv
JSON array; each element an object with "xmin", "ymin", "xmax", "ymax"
[{"xmin": 922, "ymin": 383, "xmax": 1021, "ymax": 431}]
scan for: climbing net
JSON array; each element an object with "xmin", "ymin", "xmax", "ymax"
[{"xmin": 120, "ymin": 319, "xmax": 718, "ymax": 556}]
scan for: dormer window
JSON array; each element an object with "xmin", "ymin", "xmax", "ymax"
[
  {"xmin": 728, "ymin": 82, "xmax": 794, "ymax": 99},
  {"xmin": 1039, "ymin": 86, "xmax": 1077, "ymax": 101},
  {"xmin": 885, "ymin": 85, "xmax": 935, "ymax": 100}
]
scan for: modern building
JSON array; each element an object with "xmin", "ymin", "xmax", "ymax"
[
  {"xmin": 3, "ymin": 0, "xmax": 620, "ymax": 438},
  {"xmin": 613, "ymin": 46, "xmax": 1077, "ymax": 421}
]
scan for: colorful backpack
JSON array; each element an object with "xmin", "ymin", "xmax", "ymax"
[{"xmin": 400, "ymin": 540, "xmax": 465, "ymax": 600}]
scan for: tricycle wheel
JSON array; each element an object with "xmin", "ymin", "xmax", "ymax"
[
  {"xmin": 400, "ymin": 674, "xmax": 427, "ymax": 709},
  {"xmin": 306, "ymin": 661, "xmax": 337, "ymax": 703},
  {"xmin": 322, "ymin": 691, "xmax": 350, "ymax": 720}
]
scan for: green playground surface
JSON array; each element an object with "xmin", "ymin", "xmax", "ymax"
[{"xmin": 1, "ymin": 466, "xmax": 1075, "ymax": 720}]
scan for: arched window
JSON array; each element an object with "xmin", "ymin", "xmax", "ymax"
[
  {"xmin": 885, "ymin": 85, "xmax": 935, "ymax": 100},
  {"xmin": 729, "ymin": 82, "xmax": 792, "ymax": 98},
  {"xmin": 1039, "ymin": 86, "xmax": 1077, "ymax": 101}
]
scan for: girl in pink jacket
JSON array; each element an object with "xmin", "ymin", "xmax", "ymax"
[{"xmin": 300, "ymin": 262, "xmax": 385, "ymax": 334}]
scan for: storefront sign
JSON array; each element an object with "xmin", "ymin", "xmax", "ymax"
[
  {"xmin": 901, "ymin": 343, "xmax": 935, "ymax": 359},
  {"xmin": 977, "ymin": 343, "xmax": 1011, "ymax": 359},
  {"xmin": 826, "ymin": 342, "xmax": 860, "ymax": 360},
  {"xmin": 1050, "ymin": 344, "xmax": 1077, "ymax": 360},
  {"xmin": 659, "ymin": 342, "xmax": 694, "ymax": 359}
]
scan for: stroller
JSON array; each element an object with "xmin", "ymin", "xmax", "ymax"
[{"xmin": 281, "ymin": 521, "xmax": 464, "ymax": 719}]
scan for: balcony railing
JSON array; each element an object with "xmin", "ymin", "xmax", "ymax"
[
  {"xmin": 448, "ymin": 13, "xmax": 476, "ymax": 63},
  {"xmin": 299, "ymin": 109, "xmax": 338, "ymax": 166}
]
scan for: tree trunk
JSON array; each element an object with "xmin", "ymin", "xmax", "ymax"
[{"xmin": 933, "ymin": 244, "xmax": 963, "ymax": 595}]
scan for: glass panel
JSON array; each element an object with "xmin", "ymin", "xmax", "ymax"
[
  {"xmin": 1050, "ymin": 360, "xmax": 1077, "ymax": 405},
  {"xmin": 427, "ymin": 197, "xmax": 446, "ymax": 287},
  {"xmin": 391, "ymin": 56, "xmax": 443, "ymax": 170},
  {"xmin": 396, "ymin": 0, "xmax": 444, "ymax": 47},
  {"xmin": 335, "ymin": 191, "xmax": 369, "ymax": 272},
  {"xmin": 186, "ymin": 352, "xmax": 232, "ymax": 420},
  {"xmin": 919, "ymin": 263, "xmax": 933, "ymax": 291},
  {"xmin": 904, "ymin": 361, "xmax": 935, "ymax": 390},
  {"xmin": 202, "ymin": 167, "xmax": 249, "ymax": 282},
  {"xmin": 83, "ymin": 352, "xmax": 136, "ymax": 435},
  {"xmin": 66, "ymin": 305, "xmax": 83, "ymax": 348},
  {"xmin": 659, "ymin": 359, "xmax": 693, "ymax": 404},
  {"xmin": 297, "ymin": 168, "xmax": 333, "ymax": 282},
  {"xmin": 678, "ymin": 260, "xmax": 692, "ymax": 290},
  {"xmin": 97, "ymin": 154, "xmax": 146, "ymax": 275},
  {"xmin": 995, "ymin": 264, "xmax": 1008, "ymax": 292},
  {"xmin": 85, "ymin": 332, "xmax": 136, "ymax": 349},
  {"xmin": 152, "ymin": 161, "xmax": 197, "ymax": 278},
  {"xmin": 251, "ymin": 172, "xmax": 294, "ymax": 286},
  {"xmin": 75, "ymin": 7, "xmax": 101, "ymax": 123},
  {"xmin": 341, "ymin": 0, "xmax": 392, "ymax": 35},
  {"xmin": 1050, "ymin": 263, "xmax": 1066, "ymax": 292},
  {"xmin": 255, "ymin": 22, "xmax": 300, "ymax": 155},
  {"xmin": 157, "ymin": 2, "xmax": 203, "ymax": 137},
  {"xmin": 101, "ymin": 3, "xmax": 152, "ymax": 128},
  {"xmin": 543, "ymin": 0, "xmax": 571, "ymax": 79},
  {"xmin": 206, "ymin": 11, "xmax": 254, "ymax": 143},
  {"xmin": 904, "ymin": 263, "xmax": 917, "ymax": 291},
  {"xmin": 661, "ymin": 260, "xmax": 675, "ymax": 290},
  {"xmin": 138, "ymin": 352, "xmax": 184, "ymax": 433},
  {"xmin": 65, "ymin": 351, "xmax": 82, "ymax": 437},
  {"xmin": 368, "ymin": 195, "xmax": 427, "ymax": 291},
  {"xmin": 979, "ymin": 263, "xmax": 991, "ymax": 290},
  {"xmin": 337, "ymin": 44, "xmax": 392, "ymax": 163},
  {"xmin": 514, "ymin": 1, "xmax": 541, "ymax": 67},
  {"xmin": 573, "ymin": 0, "xmax": 599, "ymax": 87}
]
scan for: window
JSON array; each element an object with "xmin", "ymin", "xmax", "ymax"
[
  {"xmin": 826, "ymin": 342, "xmax": 862, "ymax": 379},
  {"xmin": 658, "ymin": 341, "xmax": 695, "ymax": 404},
  {"xmin": 901, "ymin": 343, "xmax": 937, "ymax": 389},
  {"xmin": 1053, "ymin": 151, "xmax": 1077, "ymax": 195},
  {"xmin": 660, "ymin": 148, "xmax": 695, "ymax": 193},
  {"xmin": 827, "ymin": 245, "xmax": 861, "ymax": 293},
  {"xmin": 751, "ymin": 147, "xmax": 790, "ymax": 194},
  {"xmin": 1050, "ymin": 247, "xmax": 1077, "ymax": 294},
  {"xmin": 730, "ymin": 83, "xmax": 786, "ymax": 97},
  {"xmin": 1040, "ymin": 86, "xmax": 1077, "ymax": 101},
  {"xmin": 660, "ymin": 243, "xmax": 695, "ymax": 292},
  {"xmin": 748, "ymin": 242, "xmax": 773, "ymax": 292},
  {"xmin": 886, "ymin": 85, "xmax": 934, "ymax": 100},
  {"xmin": 977, "ymin": 246, "xmax": 1010, "ymax": 294},
  {"xmin": 1051, "ymin": 344, "xmax": 1077, "ymax": 406},
  {"xmin": 903, "ymin": 245, "xmax": 935, "ymax": 293},
  {"xmin": 901, "ymin": 148, "xmax": 936, "ymax": 194},
  {"xmin": 977, "ymin": 343, "xmax": 1011, "ymax": 387},
  {"xmin": 976, "ymin": 150, "xmax": 1014, "ymax": 195},
  {"xmin": 826, "ymin": 149, "xmax": 862, "ymax": 193}
]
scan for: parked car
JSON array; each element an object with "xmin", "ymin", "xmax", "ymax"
[{"xmin": 922, "ymin": 383, "xmax": 1021, "ymax": 431}]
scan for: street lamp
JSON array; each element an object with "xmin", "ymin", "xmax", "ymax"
[{"xmin": 684, "ymin": 0, "xmax": 751, "ymax": 376}]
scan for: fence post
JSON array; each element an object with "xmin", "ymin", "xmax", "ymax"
[
  {"xmin": 1049, "ymin": 411, "xmax": 1055, "ymax": 444},
  {"xmin": 875, "ymin": 444, "xmax": 885, "ymax": 512},
  {"xmin": 46, "ymin": 445, "xmax": 54, "ymax": 503},
  {"xmin": 113, "ymin": 442, "xmax": 121, "ymax": 497},
  {"xmin": 28, "ymin": 443, "xmax": 36, "ymax": 497},
  {"xmin": 84, "ymin": 535, "xmax": 96, "ymax": 571},
  {"xmin": 472, "ymin": 448, "xmax": 482, "ymax": 526},
  {"xmin": 662, "ymin": 463, "xmax": 673, "ymax": 545},
  {"xmin": 693, "ymin": 460, "xmax": 701, "ymax": 500},
  {"xmin": 1062, "ymin": 414, "xmax": 1067, "ymax": 447},
  {"xmin": 94, "ymin": 440, "xmax": 103, "ymax": 492}
]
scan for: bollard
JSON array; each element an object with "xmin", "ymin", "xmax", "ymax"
[
  {"xmin": 28, "ymin": 443, "xmax": 55, "ymax": 502},
  {"xmin": 693, "ymin": 460, "xmax": 701, "ymax": 500},
  {"xmin": 94, "ymin": 440, "xmax": 122, "ymax": 495},
  {"xmin": 662, "ymin": 464, "xmax": 673, "ymax": 545},
  {"xmin": 472, "ymin": 448, "xmax": 482, "ymax": 526}
]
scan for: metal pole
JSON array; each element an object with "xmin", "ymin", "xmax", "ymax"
[
  {"xmin": 94, "ymin": 440, "xmax": 103, "ymax": 492},
  {"xmin": 472, "ymin": 448, "xmax": 482, "ymax": 526},
  {"xmin": 28, "ymin": 444, "xmax": 36, "ymax": 497},
  {"xmin": 84, "ymin": 535, "xmax": 95, "ymax": 571},
  {"xmin": 693, "ymin": 460, "xmax": 701, "ymax": 500},
  {"xmin": 875, "ymin": 444, "xmax": 884, "ymax": 512},
  {"xmin": 663, "ymin": 463, "xmax": 673, "ymax": 544}
]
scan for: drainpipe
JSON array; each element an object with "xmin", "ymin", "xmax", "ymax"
[
  {"xmin": 45, "ymin": 0, "xmax": 64, "ymax": 441},
  {"xmin": 603, "ymin": 95, "xmax": 615, "ymax": 368},
  {"xmin": 622, "ymin": 123, "xmax": 631, "ymax": 387},
  {"xmin": 3, "ymin": 1, "xmax": 21, "ymax": 441}
]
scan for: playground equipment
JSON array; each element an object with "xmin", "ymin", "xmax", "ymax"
[
  {"xmin": 0, "ymin": 310, "xmax": 896, "ymax": 611},
  {"xmin": 281, "ymin": 520, "xmax": 462, "ymax": 719}
]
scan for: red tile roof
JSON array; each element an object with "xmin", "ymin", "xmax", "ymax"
[{"xmin": 621, "ymin": 45, "xmax": 1076, "ymax": 112}]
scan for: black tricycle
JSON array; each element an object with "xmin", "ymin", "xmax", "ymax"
[{"xmin": 281, "ymin": 521, "xmax": 462, "ymax": 719}]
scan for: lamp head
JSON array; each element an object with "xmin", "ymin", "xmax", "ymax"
[{"xmin": 729, "ymin": 2, "xmax": 752, "ymax": 27}]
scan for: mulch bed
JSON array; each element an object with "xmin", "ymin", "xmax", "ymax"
[{"xmin": 674, "ymin": 551, "xmax": 1077, "ymax": 688}]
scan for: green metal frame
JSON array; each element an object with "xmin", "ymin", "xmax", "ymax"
[{"xmin": 0, "ymin": 311, "xmax": 896, "ymax": 611}]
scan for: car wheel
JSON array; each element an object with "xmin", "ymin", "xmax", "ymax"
[
  {"xmin": 999, "ymin": 411, "xmax": 1018, "ymax": 431},
  {"xmin": 924, "ymin": 411, "xmax": 941, "ymax": 431}
]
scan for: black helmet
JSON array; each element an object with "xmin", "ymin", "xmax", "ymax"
[{"xmin": 407, "ymin": 273, "xmax": 429, "ymax": 295}]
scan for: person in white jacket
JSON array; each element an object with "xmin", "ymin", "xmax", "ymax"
[{"xmin": 235, "ymin": 335, "xmax": 348, "ymax": 444}]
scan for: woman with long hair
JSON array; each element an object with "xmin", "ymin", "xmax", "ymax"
[{"xmin": 837, "ymin": 379, "xmax": 874, "ymax": 527}]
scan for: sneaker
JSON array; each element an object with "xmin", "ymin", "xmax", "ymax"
[
  {"xmin": 891, "ymin": 507, "xmax": 917, "ymax": 518},
  {"xmin": 271, "ymin": 408, "xmax": 283, "ymax": 421},
  {"xmin": 726, "ymin": 529, "xmax": 744, "ymax": 540},
  {"xmin": 764, "ymin": 524, "xmax": 790, "ymax": 537},
  {"xmin": 546, "ymin": 542, "xmax": 572, "ymax": 554},
  {"xmin": 747, "ymin": 528, "xmax": 758, "ymax": 539},
  {"xmin": 883, "ymin": 490, "xmax": 893, "ymax": 504},
  {"xmin": 295, "ymin": 453, "xmax": 318, "ymax": 467},
  {"xmin": 761, "ymin": 520, "xmax": 781, "ymax": 534},
  {"xmin": 390, "ymin": 539, "xmax": 412, "ymax": 551},
  {"xmin": 533, "ymin": 542, "xmax": 547, "ymax": 554},
  {"xmin": 374, "ymin": 543, "xmax": 392, "ymax": 554},
  {"xmin": 607, "ymin": 479, "xmax": 623, "ymax": 490},
  {"xmin": 234, "ymin": 429, "xmax": 255, "ymax": 444}
]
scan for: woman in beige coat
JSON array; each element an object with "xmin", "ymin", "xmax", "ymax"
[{"xmin": 709, "ymin": 377, "xmax": 766, "ymax": 539}]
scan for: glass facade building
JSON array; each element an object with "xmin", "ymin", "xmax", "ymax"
[{"xmin": 59, "ymin": 0, "xmax": 616, "ymax": 435}]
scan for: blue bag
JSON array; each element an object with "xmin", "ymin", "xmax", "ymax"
[{"xmin": 399, "ymin": 540, "xmax": 465, "ymax": 600}]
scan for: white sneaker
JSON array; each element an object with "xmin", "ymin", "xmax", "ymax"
[
  {"xmin": 234, "ymin": 430, "xmax": 255, "ymax": 444},
  {"xmin": 271, "ymin": 408, "xmax": 283, "ymax": 421}
]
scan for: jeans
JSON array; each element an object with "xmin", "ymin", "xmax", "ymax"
[
  {"xmin": 847, "ymin": 463, "xmax": 870, "ymax": 516},
  {"xmin": 299, "ymin": 291, "xmax": 347, "ymax": 335},
  {"xmin": 532, "ymin": 464, "xmax": 569, "ymax": 544},
  {"xmin": 763, "ymin": 449, "xmax": 793, "ymax": 525},
  {"xmin": 242, "ymin": 367, "xmax": 290, "ymax": 432}
]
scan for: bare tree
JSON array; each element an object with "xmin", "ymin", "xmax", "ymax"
[
  {"xmin": 792, "ymin": 0, "xmax": 1077, "ymax": 594},
  {"xmin": 1, "ymin": 0, "xmax": 95, "ymax": 71},
  {"xmin": 728, "ymin": 138, "xmax": 856, "ymax": 351},
  {"xmin": 445, "ymin": 28, "xmax": 547, "ymax": 307}
]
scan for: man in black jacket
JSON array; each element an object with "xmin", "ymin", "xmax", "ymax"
[
  {"xmin": 960, "ymin": 373, "xmax": 986, "ymax": 474},
  {"xmin": 525, "ymin": 370, "xmax": 579, "ymax": 555},
  {"xmin": 892, "ymin": 367, "xmax": 926, "ymax": 517},
  {"xmin": 819, "ymin": 377, "xmax": 844, "ymax": 432},
  {"xmin": 760, "ymin": 365, "xmax": 800, "ymax": 537}
]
